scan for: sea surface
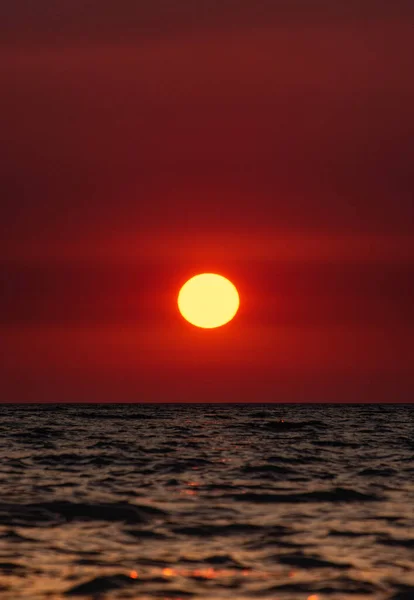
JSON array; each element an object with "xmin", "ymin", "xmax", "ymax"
[{"xmin": 0, "ymin": 403, "xmax": 413, "ymax": 600}]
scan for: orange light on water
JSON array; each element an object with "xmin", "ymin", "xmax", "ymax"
[
  {"xmin": 204, "ymin": 568, "xmax": 216, "ymax": 579},
  {"xmin": 181, "ymin": 489, "xmax": 197, "ymax": 496},
  {"xmin": 308, "ymin": 595, "xmax": 320, "ymax": 600},
  {"xmin": 193, "ymin": 568, "xmax": 217, "ymax": 579},
  {"xmin": 162, "ymin": 568, "xmax": 175, "ymax": 577},
  {"xmin": 129, "ymin": 570, "xmax": 138, "ymax": 579}
]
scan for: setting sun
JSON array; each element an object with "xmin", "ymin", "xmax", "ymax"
[{"xmin": 177, "ymin": 273, "xmax": 240, "ymax": 329}]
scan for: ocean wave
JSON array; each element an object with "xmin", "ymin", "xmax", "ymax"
[
  {"xmin": 0, "ymin": 501, "xmax": 166, "ymax": 526},
  {"xmin": 0, "ymin": 403, "xmax": 413, "ymax": 600}
]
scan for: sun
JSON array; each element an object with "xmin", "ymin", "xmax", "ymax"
[{"xmin": 177, "ymin": 273, "xmax": 240, "ymax": 329}]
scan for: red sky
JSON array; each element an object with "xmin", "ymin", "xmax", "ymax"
[{"xmin": 1, "ymin": 1, "xmax": 413, "ymax": 402}]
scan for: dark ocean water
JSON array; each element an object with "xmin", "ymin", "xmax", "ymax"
[{"xmin": 0, "ymin": 403, "xmax": 413, "ymax": 600}]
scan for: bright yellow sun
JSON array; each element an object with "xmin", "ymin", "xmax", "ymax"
[{"xmin": 177, "ymin": 273, "xmax": 240, "ymax": 329}]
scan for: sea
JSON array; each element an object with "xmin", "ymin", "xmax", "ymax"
[{"xmin": 0, "ymin": 403, "xmax": 413, "ymax": 600}]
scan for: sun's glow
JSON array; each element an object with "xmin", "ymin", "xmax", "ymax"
[{"xmin": 177, "ymin": 273, "xmax": 240, "ymax": 329}]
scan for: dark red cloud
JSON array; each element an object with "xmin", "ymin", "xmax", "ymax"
[{"xmin": 2, "ymin": 1, "xmax": 414, "ymax": 47}]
